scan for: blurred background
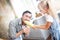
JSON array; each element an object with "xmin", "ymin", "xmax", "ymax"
[{"xmin": 0, "ymin": 0, "xmax": 60, "ymax": 40}]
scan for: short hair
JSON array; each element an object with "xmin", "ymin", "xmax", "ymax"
[{"xmin": 22, "ymin": 10, "xmax": 32, "ymax": 16}]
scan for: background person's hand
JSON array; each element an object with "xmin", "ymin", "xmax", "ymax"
[{"xmin": 32, "ymin": 25, "xmax": 37, "ymax": 29}]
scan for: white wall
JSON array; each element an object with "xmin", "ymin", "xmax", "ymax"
[{"xmin": 10, "ymin": 0, "xmax": 40, "ymax": 18}]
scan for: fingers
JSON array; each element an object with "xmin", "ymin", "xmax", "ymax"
[{"xmin": 23, "ymin": 27, "xmax": 30, "ymax": 34}]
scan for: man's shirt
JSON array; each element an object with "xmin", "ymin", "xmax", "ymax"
[{"xmin": 9, "ymin": 18, "xmax": 23, "ymax": 40}]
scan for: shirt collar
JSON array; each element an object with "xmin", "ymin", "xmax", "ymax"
[{"xmin": 18, "ymin": 18, "xmax": 22, "ymax": 25}]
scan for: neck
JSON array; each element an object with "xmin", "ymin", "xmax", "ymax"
[
  {"xmin": 21, "ymin": 18, "xmax": 26, "ymax": 25},
  {"xmin": 22, "ymin": 21, "xmax": 26, "ymax": 25}
]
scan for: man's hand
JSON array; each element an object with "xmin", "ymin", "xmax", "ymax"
[
  {"xmin": 23, "ymin": 27, "xmax": 30, "ymax": 36},
  {"xmin": 16, "ymin": 29, "xmax": 24, "ymax": 38}
]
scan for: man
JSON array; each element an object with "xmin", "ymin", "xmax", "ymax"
[{"xmin": 9, "ymin": 10, "xmax": 32, "ymax": 40}]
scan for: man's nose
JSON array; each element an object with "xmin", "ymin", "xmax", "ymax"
[{"xmin": 26, "ymin": 18, "xmax": 30, "ymax": 21}]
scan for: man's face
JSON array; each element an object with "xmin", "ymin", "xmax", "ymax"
[{"xmin": 22, "ymin": 13, "xmax": 32, "ymax": 22}]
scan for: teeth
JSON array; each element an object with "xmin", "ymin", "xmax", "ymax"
[{"xmin": 24, "ymin": 21, "xmax": 34, "ymax": 27}]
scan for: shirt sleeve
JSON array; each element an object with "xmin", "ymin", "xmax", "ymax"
[
  {"xmin": 46, "ymin": 15, "xmax": 53, "ymax": 22},
  {"xmin": 9, "ymin": 21, "xmax": 16, "ymax": 39}
]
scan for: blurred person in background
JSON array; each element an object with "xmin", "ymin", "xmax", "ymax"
[{"xmin": 31, "ymin": 1, "xmax": 60, "ymax": 40}]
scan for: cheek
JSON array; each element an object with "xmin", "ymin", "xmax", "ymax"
[
  {"xmin": 23, "ymin": 16, "xmax": 29, "ymax": 20},
  {"xmin": 26, "ymin": 17, "xmax": 30, "ymax": 20},
  {"xmin": 24, "ymin": 17, "xmax": 27, "ymax": 19},
  {"xmin": 44, "ymin": 8, "xmax": 48, "ymax": 11},
  {"xmin": 22, "ymin": 16, "xmax": 27, "ymax": 20},
  {"xmin": 42, "ymin": 9, "xmax": 48, "ymax": 13},
  {"xmin": 28, "ymin": 18, "xmax": 30, "ymax": 20},
  {"xmin": 40, "ymin": 9, "xmax": 45, "ymax": 13}
]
